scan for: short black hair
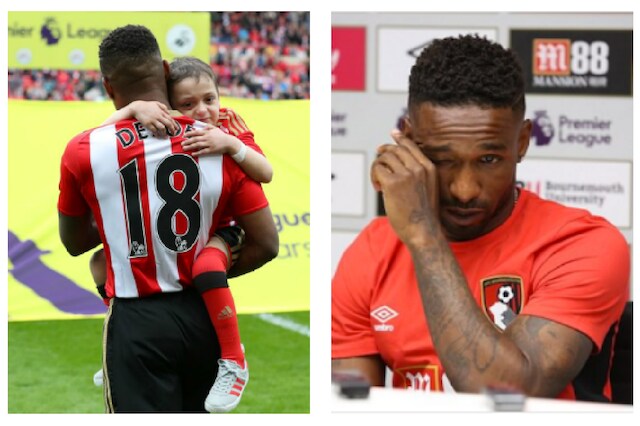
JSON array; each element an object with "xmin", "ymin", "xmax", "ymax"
[
  {"xmin": 169, "ymin": 57, "xmax": 219, "ymax": 94},
  {"xmin": 99, "ymin": 25, "xmax": 162, "ymax": 79},
  {"xmin": 408, "ymin": 34, "xmax": 525, "ymax": 115}
]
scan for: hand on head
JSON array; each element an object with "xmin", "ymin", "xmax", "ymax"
[
  {"xmin": 370, "ymin": 129, "xmax": 440, "ymax": 247},
  {"xmin": 371, "ymin": 129, "xmax": 436, "ymax": 193}
]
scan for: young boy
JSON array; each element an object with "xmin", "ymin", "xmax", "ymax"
[{"xmin": 92, "ymin": 57, "xmax": 273, "ymax": 413}]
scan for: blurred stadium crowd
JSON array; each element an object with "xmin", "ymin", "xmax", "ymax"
[{"xmin": 8, "ymin": 12, "xmax": 310, "ymax": 101}]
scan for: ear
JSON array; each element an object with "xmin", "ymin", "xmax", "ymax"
[
  {"xmin": 102, "ymin": 77, "xmax": 114, "ymax": 100},
  {"xmin": 517, "ymin": 119, "xmax": 532, "ymax": 163},
  {"xmin": 401, "ymin": 116, "xmax": 413, "ymax": 139},
  {"xmin": 163, "ymin": 60, "xmax": 171, "ymax": 80}
]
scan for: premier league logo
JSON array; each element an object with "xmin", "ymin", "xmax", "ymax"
[
  {"xmin": 530, "ymin": 110, "xmax": 555, "ymax": 146},
  {"xmin": 481, "ymin": 276, "xmax": 524, "ymax": 330},
  {"xmin": 40, "ymin": 17, "xmax": 61, "ymax": 45}
]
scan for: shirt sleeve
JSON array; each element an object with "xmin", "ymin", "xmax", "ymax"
[
  {"xmin": 332, "ymin": 220, "xmax": 383, "ymax": 359},
  {"xmin": 223, "ymin": 156, "xmax": 268, "ymax": 217},
  {"xmin": 223, "ymin": 108, "xmax": 264, "ymax": 156},
  {"xmin": 522, "ymin": 216, "xmax": 630, "ymax": 351},
  {"xmin": 57, "ymin": 136, "xmax": 90, "ymax": 216}
]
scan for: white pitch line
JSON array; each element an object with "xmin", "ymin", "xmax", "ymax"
[{"xmin": 256, "ymin": 313, "xmax": 310, "ymax": 337}]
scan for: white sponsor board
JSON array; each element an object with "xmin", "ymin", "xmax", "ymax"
[
  {"xmin": 516, "ymin": 158, "xmax": 631, "ymax": 228},
  {"xmin": 377, "ymin": 27, "xmax": 497, "ymax": 92},
  {"xmin": 332, "ymin": 230, "xmax": 359, "ymax": 276},
  {"xmin": 526, "ymin": 95, "xmax": 632, "ymax": 160},
  {"xmin": 332, "ymin": 151, "xmax": 367, "ymax": 216}
]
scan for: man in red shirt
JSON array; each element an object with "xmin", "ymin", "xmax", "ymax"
[
  {"xmin": 58, "ymin": 25, "xmax": 278, "ymax": 412},
  {"xmin": 332, "ymin": 35, "xmax": 628, "ymax": 402}
]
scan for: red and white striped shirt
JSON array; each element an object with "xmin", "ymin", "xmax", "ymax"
[
  {"xmin": 216, "ymin": 107, "xmax": 264, "ymax": 227},
  {"xmin": 58, "ymin": 116, "xmax": 268, "ymax": 299},
  {"xmin": 217, "ymin": 107, "xmax": 264, "ymax": 156}
]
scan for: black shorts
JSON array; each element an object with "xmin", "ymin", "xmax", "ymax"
[{"xmin": 103, "ymin": 288, "xmax": 220, "ymax": 412}]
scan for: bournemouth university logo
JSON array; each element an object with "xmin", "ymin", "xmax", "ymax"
[
  {"xmin": 370, "ymin": 305, "xmax": 398, "ymax": 332},
  {"xmin": 481, "ymin": 276, "xmax": 524, "ymax": 331}
]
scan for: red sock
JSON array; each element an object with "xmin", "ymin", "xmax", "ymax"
[{"xmin": 193, "ymin": 247, "xmax": 245, "ymax": 366}]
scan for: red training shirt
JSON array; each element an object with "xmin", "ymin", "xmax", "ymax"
[{"xmin": 332, "ymin": 189, "xmax": 629, "ymax": 401}]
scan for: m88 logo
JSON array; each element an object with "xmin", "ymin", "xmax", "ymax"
[
  {"xmin": 533, "ymin": 38, "xmax": 609, "ymax": 76},
  {"xmin": 511, "ymin": 29, "xmax": 631, "ymax": 95}
]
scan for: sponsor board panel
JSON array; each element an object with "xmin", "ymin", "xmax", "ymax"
[
  {"xmin": 332, "ymin": 97, "xmax": 408, "ymax": 153},
  {"xmin": 332, "ymin": 230, "xmax": 359, "ymax": 276},
  {"xmin": 8, "ymin": 99, "xmax": 310, "ymax": 320},
  {"xmin": 629, "ymin": 245, "xmax": 633, "ymax": 300},
  {"xmin": 331, "ymin": 93, "xmax": 408, "ymax": 145},
  {"xmin": 332, "ymin": 151, "xmax": 367, "ymax": 217},
  {"xmin": 510, "ymin": 29, "xmax": 632, "ymax": 96},
  {"xmin": 516, "ymin": 158, "xmax": 631, "ymax": 228},
  {"xmin": 377, "ymin": 27, "xmax": 497, "ymax": 92},
  {"xmin": 525, "ymin": 96, "xmax": 632, "ymax": 160},
  {"xmin": 331, "ymin": 108, "xmax": 350, "ymax": 139},
  {"xmin": 8, "ymin": 11, "xmax": 209, "ymax": 70},
  {"xmin": 331, "ymin": 94, "xmax": 407, "ymax": 232},
  {"xmin": 332, "ymin": 26, "xmax": 367, "ymax": 91}
]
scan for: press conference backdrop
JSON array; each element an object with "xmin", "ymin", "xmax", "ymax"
[
  {"xmin": 8, "ymin": 98, "xmax": 310, "ymax": 321},
  {"xmin": 331, "ymin": 13, "xmax": 633, "ymax": 299}
]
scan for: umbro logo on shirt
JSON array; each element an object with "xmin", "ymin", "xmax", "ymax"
[{"xmin": 371, "ymin": 305, "xmax": 398, "ymax": 332}]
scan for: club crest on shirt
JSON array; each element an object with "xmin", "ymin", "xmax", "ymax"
[{"xmin": 480, "ymin": 276, "xmax": 524, "ymax": 331}]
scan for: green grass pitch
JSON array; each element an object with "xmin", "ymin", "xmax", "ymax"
[{"xmin": 8, "ymin": 311, "xmax": 310, "ymax": 413}]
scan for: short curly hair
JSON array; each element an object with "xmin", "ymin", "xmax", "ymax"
[
  {"xmin": 408, "ymin": 34, "xmax": 525, "ymax": 115},
  {"xmin": 99, "ymin": 25, "xmax": 162, "ymax": 79}
]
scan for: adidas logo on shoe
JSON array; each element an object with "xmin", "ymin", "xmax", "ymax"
[{"xmin": 205, "ymin": 358, "xmax": 249, "ymax": 413}]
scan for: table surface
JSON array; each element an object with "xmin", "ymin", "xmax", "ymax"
[{"xmin": 332, "ymin": 385, "xmax": 633, "ymax": 413}]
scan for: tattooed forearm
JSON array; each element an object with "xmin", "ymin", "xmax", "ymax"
[
  {"xmin": 473, "ymin": 334, "xmax": 497, "ymax": 372},
  {"xmin": 412, "ymin": 238, "xmax": 495, "ymax": 385},
  {"xmin": 410, "ymin": 235, "xmax": 526, "ymax": 393},
  {"xmin": 409, "ymin": 235, "xmax": 592, "ymax": 396}
]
